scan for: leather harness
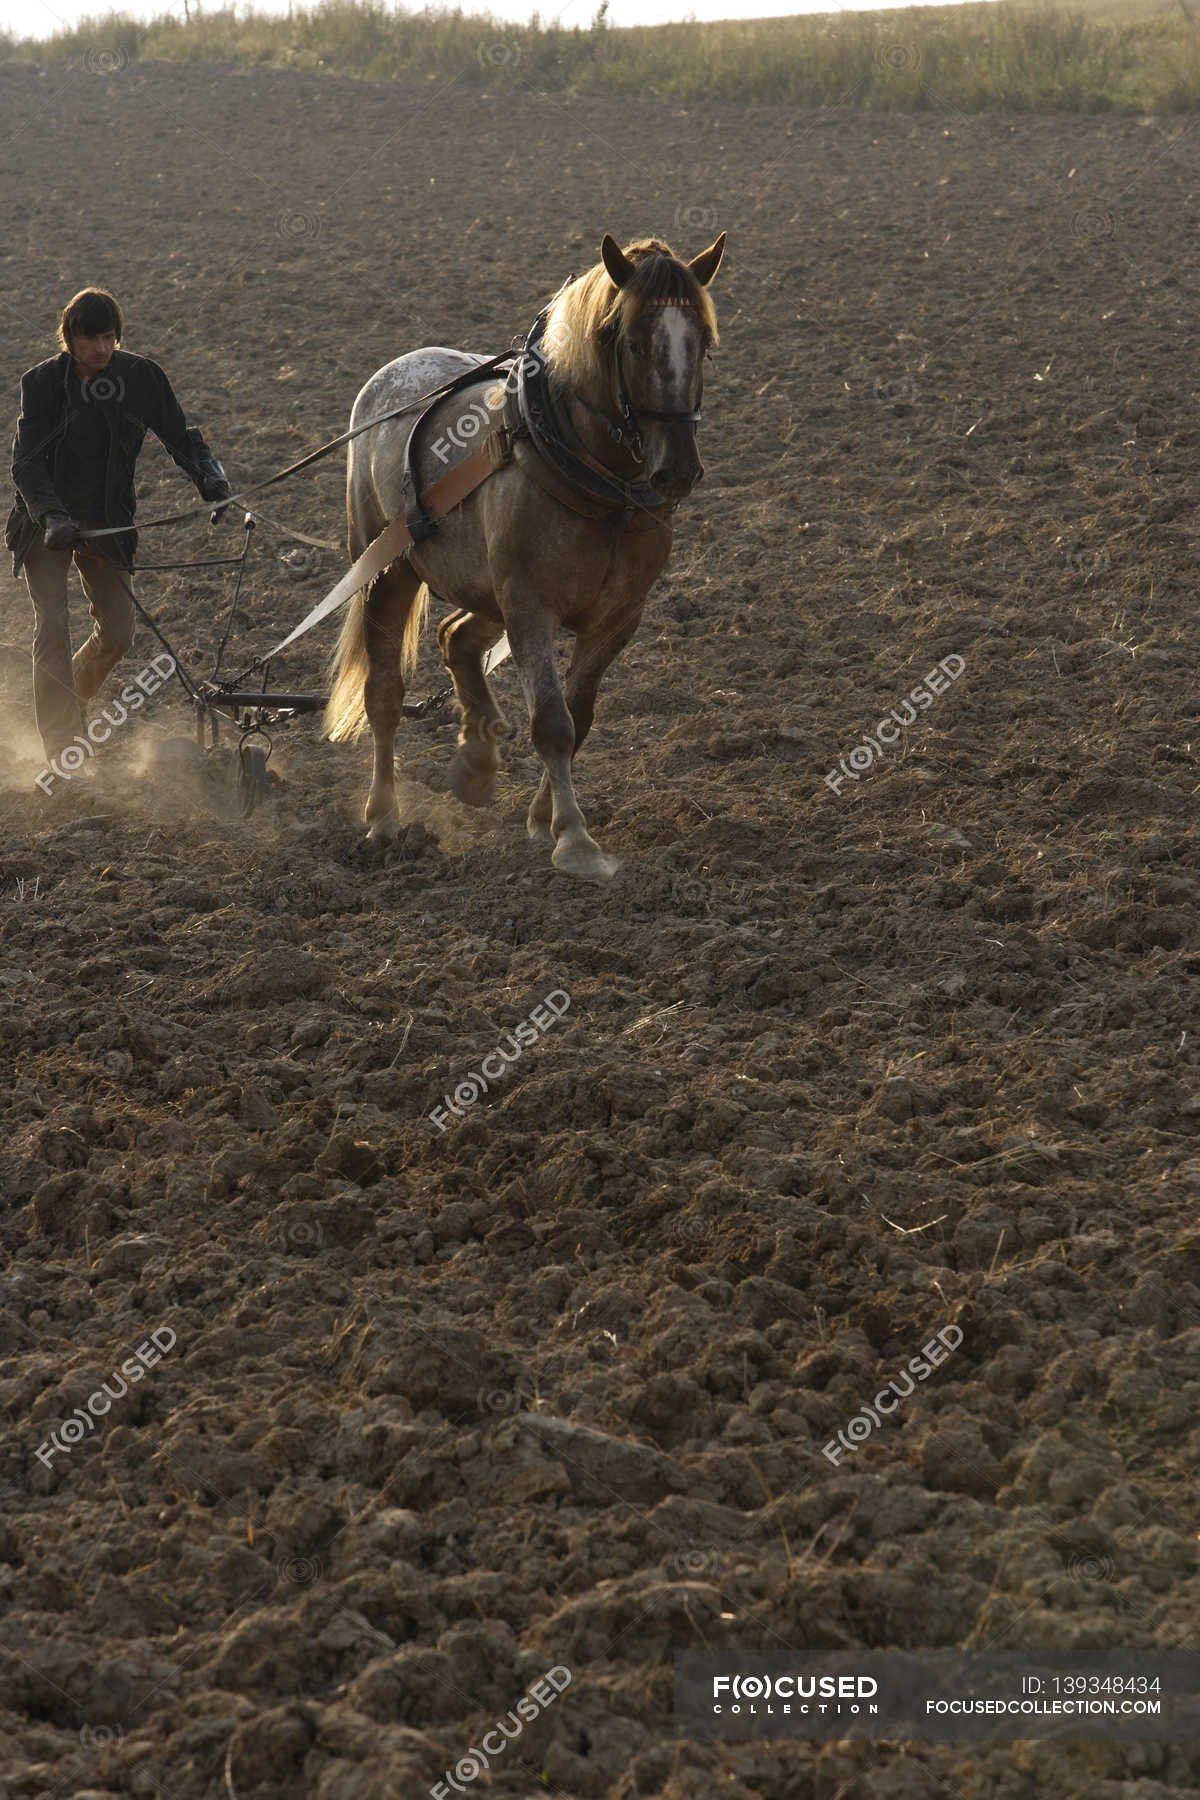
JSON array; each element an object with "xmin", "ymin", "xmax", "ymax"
[
  {"xmin": 222, "ymin": 297, "xmax": 707, "ymax": 669},
  {"xmin": 398, "ymin": 300, "xmax": 704, "ymax": 548}
]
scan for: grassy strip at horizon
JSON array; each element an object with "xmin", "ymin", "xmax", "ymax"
[{"xmin": 2, "ymin": 0, "xmax": 1196, "ymax": 113}]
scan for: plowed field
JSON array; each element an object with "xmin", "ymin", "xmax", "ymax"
[{"xmin": 1, "ymin": 56, "xmax": 1198, "ymax": 1800}]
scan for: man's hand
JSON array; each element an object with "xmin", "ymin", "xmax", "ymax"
[
  {"xmin": 199, "ymin": 473, "xmax": 233, "ymax": 526},
  {"xmin": 42, "ymin": 512, "xmax": 80, "ymax": 552}
]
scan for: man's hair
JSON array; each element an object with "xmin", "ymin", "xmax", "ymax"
[{"xmin": 58, "ymin": 288, "xmax": 123, "ymax": 352}]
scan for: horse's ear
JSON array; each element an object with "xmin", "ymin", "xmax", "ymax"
[
  {"xmin": 688, "ymin": 232, "xmax": 727, "ymax": 288},
  {"xmin": 601, "ymin": 233, "xmax": 635, "ymax": 289}
]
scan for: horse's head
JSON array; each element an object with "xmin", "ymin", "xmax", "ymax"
[
  {"xmin": 598, "ymin": 232, "xmax": 725, "ymax": 503},
  {"xmin": 544, "ymin": 234, "xmax": 725, "ymax": 506}
]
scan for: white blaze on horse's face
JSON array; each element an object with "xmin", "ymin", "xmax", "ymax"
[
  {"xmin": 659, "ymin": 307, "xmax": 694, "ymax": 390},
  {"xmin": 639, "ymin": 303, "xmax": 705, "ymax": 502}
]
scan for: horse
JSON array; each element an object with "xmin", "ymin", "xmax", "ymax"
[{"xmin": 324, "ymin": 230, "xmax": 725, "ymax": 884}]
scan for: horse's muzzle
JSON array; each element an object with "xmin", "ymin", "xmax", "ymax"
[{"xmin": 650, "ymin": 453, "xmax": 703, "ymax": 503}]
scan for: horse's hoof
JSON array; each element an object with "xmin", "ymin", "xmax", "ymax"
[
  {"xmin": 365, "ymin": 815, "xmax": 402, "ymax": 841},
  {"xmin": 526, "ymin": 811, "xmax": 553, "ymax": 842},
  {"xmin": 449, "ymin": 753, "xmax": 496, "ymax": 808},
  {"xmin": 551, "ymin": 833, "xmax": 619, "ymax": 884}
]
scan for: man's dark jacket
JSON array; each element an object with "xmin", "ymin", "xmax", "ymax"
[{"xmin": 6, "ymin": 349, "xmax": 224, "ymax": 575}]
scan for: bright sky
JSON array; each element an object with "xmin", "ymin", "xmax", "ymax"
[{"xmin": 3, "ymin": 0, "xmax": 977, "ymax": 40}]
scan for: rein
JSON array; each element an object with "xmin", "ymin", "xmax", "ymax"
[
  {"xmin": 73, "ymin": 290, "xmax": 705, "ymax": 546},
  {"xmin": 77, "ymin": 355, "xmax": 514, "ymax": 542}
]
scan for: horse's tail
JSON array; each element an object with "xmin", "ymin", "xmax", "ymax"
[
  {"xmin": 324, "ymin": 572, "xmax": 429, "ymax": 742},
  {"xmin": 398, "ymin": 580, "xmax": 430, "ymax": 681},
  {"xmin": 324, "ymin": 591, "xmax": 370, "ymax": 742}
]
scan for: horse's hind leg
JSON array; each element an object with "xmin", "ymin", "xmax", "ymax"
[
  {"xmin": 527, "ymin": 607, "xmax": 642, "ymax": 841},
  {"xmin": 436, "ymin": 608, "xmax": 506, "ymax": 807},
  {"xmin": 506, "ymin": 599, "xmax": 616, "ymax": 884},
  {"xmin": 363, "ymin": 563, "xmax": 422, "ymax": 839}
]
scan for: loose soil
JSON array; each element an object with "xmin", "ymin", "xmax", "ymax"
[{"xmin": 0, "ymin": 57, "xmax": 1197, "ymax": 1800}]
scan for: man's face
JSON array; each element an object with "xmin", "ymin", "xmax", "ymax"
[{"xmin": 71, "ymin": 329, "xmax": 118, "ymax": 374}]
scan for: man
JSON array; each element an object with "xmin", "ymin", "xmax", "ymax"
[{"xmin": 6, "ymin": 287, "xmax": 232, "ymax": 766}]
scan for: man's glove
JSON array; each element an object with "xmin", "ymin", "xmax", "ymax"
[
  {"xmin": 203, "ymin": 480, "xmax": 233, "ymax": 525},
  {"xmin": 42, "ymin": 512, "xmax": 80, "ymax": 552},
  {"xmin": 198, "ymin": 469, "xmax": 233, "ymax": 525}
]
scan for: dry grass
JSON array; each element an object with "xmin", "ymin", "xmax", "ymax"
[{"xmin": 2, "ymin": 0, "xmax": 1199, "ymax": 112}]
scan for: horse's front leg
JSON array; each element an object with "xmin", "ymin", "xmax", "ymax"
[
  {"xmin": 527, "ymin": 606, "xmax": 643, "ymax": 843},
  {"xmin": 506, "ymin": 599, "xmax": 617, "ymax": 884}
]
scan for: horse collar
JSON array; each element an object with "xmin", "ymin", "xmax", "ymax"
[{"xmin": 514, "ymin": 310, "xmax": 672, "ymax": 522}]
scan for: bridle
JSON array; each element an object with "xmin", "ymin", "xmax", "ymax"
[{"xmin": 586, "ymin": 295, "xmax": 709, "ymax": 464}]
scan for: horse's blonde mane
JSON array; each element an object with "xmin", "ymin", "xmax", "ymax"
[{"xmin": 544, "ymin": 237, "xmax": 719, "ymax": 391}]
